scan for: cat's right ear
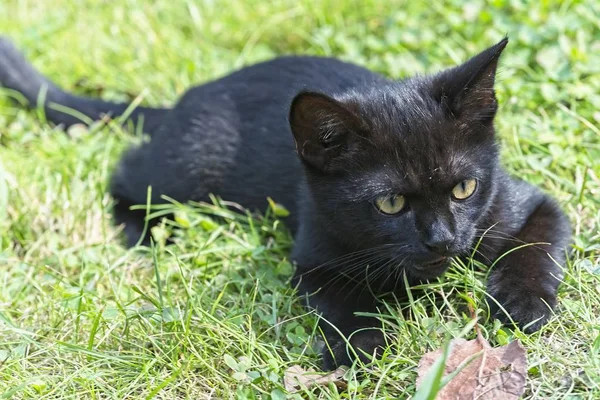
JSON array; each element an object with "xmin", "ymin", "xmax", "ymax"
[
  {"xmin": 289, "ymin": 92, "xmax": 363, "ymax": 172},
  {"xmin": 433, "ymin": 38, "xmax": 508, "ymax": 124}
]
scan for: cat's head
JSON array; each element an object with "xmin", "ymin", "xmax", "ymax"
[{"xmin": 289, "ymin": 39, "xmax": 507, "ymax": 280}]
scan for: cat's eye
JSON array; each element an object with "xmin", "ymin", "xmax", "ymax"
[
  {"xmin": 374, "ymin": 194, "xmax": 406, "ymax": 215},
  {"xmin": 452, "ymin": 178, "xmax": 477, "ymax": 200}
]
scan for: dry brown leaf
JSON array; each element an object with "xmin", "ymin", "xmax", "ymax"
[
  {"xmin": 284, "ymin": 365, "xmax": 346, "ymax": 393},
  {"xmin": 417, "ymin": 333, "xmax": 527, "ymax": 400}
]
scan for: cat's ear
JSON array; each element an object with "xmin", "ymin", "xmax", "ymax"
[
  {"xmin": 433, "ymin": 38, "xmax": 508, "ymax": 123},
  {"xmin": 289, "ymin": 92, "xmax": 364, "ymax": 171}
]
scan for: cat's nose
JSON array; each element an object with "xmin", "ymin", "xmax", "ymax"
[
  {"xmin": 424, "ymin": 236, "xmax": 455, "ymax": 255},
  {"xmin": 420, "ymin": 217, "xmax": 455, "ymax": 255}
]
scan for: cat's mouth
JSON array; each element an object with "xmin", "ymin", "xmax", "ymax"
[
  {"xmin": 411, "ymin": 256, "xmax": 450, "ymax": 278},
  {"xmin": 423, "ymin": 256, "xmax": 448, "ymax": 267}
]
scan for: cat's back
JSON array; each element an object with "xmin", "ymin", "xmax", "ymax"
[
  {"xmin": 177, "ymin": 55, "xmax": 386, "ymax": 114},
  {"xmin": 218, "ymin": 55, "xmax": 385, "ymax": 90},
  {"xmin": 115, "ymin": 56, "xmax": 385, "ymax": 231}
]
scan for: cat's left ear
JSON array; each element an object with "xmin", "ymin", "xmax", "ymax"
[
  {"xmin": 433, "ymin": 38, "xmax": 508, "ymax": 123},
  {"xmin": 288, "ymin": 92, "xmax": 365, "ymax": 172}
]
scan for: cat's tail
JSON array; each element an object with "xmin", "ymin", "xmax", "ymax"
[{"xmin": 0, "ymin": 37, "xmax": 169, "ymax": 135}]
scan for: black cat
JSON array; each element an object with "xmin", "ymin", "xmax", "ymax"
[{"xmin": 0, "ymin": 37, "xmax": 571, "ymax": 369}]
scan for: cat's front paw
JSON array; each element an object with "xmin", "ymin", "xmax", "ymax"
[
  {"xmin": 321, "ymin": 329, "xmax": 387, "ymax": 370},
  {"xmin": 487, "ymin": 286, "xmax": 557, "ymax": 333}
]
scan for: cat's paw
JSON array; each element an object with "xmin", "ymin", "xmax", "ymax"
[
  {"xmin": 487, "ymin": 286, "xmax": 557, "ymax": 333},
  {"xmin": 321, "ymin": 329, "xmax": 387, "ymax": 370}
]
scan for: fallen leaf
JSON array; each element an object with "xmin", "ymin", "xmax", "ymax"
[
  {"xmin": 284, "ymin": 365, "xmax": 346, "ymax": 393},
  {"xmin": 417, "ymin": 333, "xmax": 527, "ymax": 400},
  {"xmin": 66, "ymin": 123, "xmax": 89, "ymax": 139}
]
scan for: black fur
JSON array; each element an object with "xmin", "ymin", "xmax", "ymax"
[{"xmin": 0, "ymin": 37, "xmax": 571, "ymax": 369}]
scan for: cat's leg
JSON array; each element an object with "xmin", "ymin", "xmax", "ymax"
[
  {"xmin": 109, "ymin": 144, "xmax": 171, "ymax": 247},
  {"xmin": 111, "ymin": 199, "xmax": 163, "ymax": 247},
  {"xmin": 292, "ymin": 269, "xmax": 388, "ymax": 370},
  {"xmin": 486, "ymin": 193, "xmax": 570, "ymax": 332}
]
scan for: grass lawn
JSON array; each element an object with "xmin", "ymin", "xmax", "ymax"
[{"xmin": 0, "ymin": 0, "xmax": 599, "ymax": 398}]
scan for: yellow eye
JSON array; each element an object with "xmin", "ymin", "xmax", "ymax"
[
  {"xmin": 452, "ymin": 178, "xmax": 477, "ymax": 200},
  {"xmin": 375, "ymin": 194, "xmax": 406, "ymax": 215}
]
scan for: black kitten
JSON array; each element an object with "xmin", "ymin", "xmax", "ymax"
[{"xmin": 0, "ymin": 37, "xmax": 571, "ymax": 369}]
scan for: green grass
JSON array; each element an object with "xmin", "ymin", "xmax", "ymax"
[{"xmin": 0, "ymin": 0, "xmax": 599, "ymax": 398}]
